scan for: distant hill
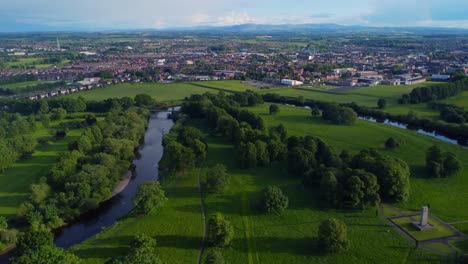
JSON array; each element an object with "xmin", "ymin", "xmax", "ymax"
[{"xmin": 160, "ymin": 23, "xmax": 468, "ymax": 34}]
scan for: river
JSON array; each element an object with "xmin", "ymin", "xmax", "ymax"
[{"xmin": 0, "ymin": 108, "xmax": 174, "ymax": 263}]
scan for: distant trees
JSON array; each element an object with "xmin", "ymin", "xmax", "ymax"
[
  {"xmin": 269, "ymin": 104, "xmax": 280, "ymax": 115},
  {"xmin": 377, "ymin": 98, "xmax": 386, "ymax": 109},
  {"xmin": 318, "ymin": 218, "xmax": 350, "ymax": 254},
  {"xmin": 426, "ymin": 145, "xmax": 462, "ymax": 177},
  {"xmin": 134, "ymin": 93, "xmax": 155, "ymax": 107},
  {"xmin": 207, "ymin": 213, "xmax": 234, "ymax": 248},
  {"xmin": 385, "ymin": 137, "xmax": 399, "ymax": 149},
  {"xmin": 50, "ymin": 107, "xmax": 67, "ymax": 120},
  {"xmin": 133, "ymin": 182, "xmax": 167, "ymax": 214},
  {"xmin": 322, "ymin": 104, "xmax": 357, "ymax": 125},
  {"xmin": 260, "ymin": 186, "xmax": 289, "ymax": 213},
  {"xmin": 399, "ymin": 78, "xmax": 468, "ymax": 104},
  {"xmin": 311, "ymin": 108, "xmax": 321, "ymax": 118},
  {"xmin": 205, "ymin": 164, "xmax": 229, "ymax": 194}
]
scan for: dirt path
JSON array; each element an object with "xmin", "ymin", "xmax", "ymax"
[{"xmin": 197, "ymin": 168, "xmax": 207, "ymax": 264}]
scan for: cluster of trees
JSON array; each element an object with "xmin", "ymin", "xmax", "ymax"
[
  {"xmin": 0, "ymin": 113, "xmax": 38, "ymax": 172},
  {"xmin": 17, "ymin": 107, "xmax": 149, "ymax": 229},
  {"xmin": 12, "ymin": 229, "xmax": 80, "ymax": 264},
  {"xmin": 0, "ymin": 97, "xmax": 86, "ymax": 115},
  {"xmin": 133, "ymin": 182, "xmax": 167, "ymax": 215},
  {"xmin": 426, "ymin": 145, "xmax": 462, "ymax": 178},
  {"xmin": 430, "ymin": 102, "xmax": 467, "ymax": 124},
  {"xmin": 321, "ymin": 103, "xmax": 357, "ymax": 125},
  {"xmin": 160, "ymin": 125, "xmax": 207, "ymax": 173},
  {"xmin": 0, "ymin": 81, "xmax": 66, "ymax": 96},
  {"xmin": 0, "ymin": 216, "xmax": 17, "ymax": 248},
  {"xmin": 399, "ymin": 77, "xmax": 468, "ymax": 104}
]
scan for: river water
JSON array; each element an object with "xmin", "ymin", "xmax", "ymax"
[{"xmin": 0, "ymin": 109, "xmax": 174, "ymax": 263}]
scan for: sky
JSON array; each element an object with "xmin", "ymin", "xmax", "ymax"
[{"xmin": 0, "ymin": 0, "xmax": 467, "ymax": 32}]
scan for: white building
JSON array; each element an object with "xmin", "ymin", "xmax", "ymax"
[{"xmin": 281, "ymin": 79, "xmax": 303, "ymax": 86}]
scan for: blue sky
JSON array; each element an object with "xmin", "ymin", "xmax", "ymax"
[{"xmin": 0, "ymin": 0, "xmax": 467, "ymax": 32}]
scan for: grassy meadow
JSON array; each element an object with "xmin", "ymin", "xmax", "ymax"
[{"xmin": 0, "ymin": 81, "xmax": 44, "ymax": 90}]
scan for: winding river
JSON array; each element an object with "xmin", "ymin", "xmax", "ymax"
[{"xmin": 0, "ymin": 108, "xmax": 174, "ymax": 263}]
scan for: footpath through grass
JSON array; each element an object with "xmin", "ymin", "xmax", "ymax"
[{"xmin": 71, "ymin": 170, "xmax": 203, "ymax": 264}]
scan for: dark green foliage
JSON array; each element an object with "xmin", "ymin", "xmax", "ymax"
[
  {"xmin": 385, "ymin": 137, "xmax": 399, "ymax": 149},
  {"xmin": 322, "ymin": 104, "xmax": 357, "ymax": 125},
  {"xmin": 205, "ymin": 164, "xmax": 229, "ymax": 194},
  {"xmin": 339, "ymin": 169, "xmax": 380, "ymax": 209},
  {"xmin": 377, "ymin": 98, "xmax": 386, "ymax": 109},
  {"xmin": 237, "ymin": 142, "xmax": 257, "ymax": 168},
  {"xmin": 207, "ymin": 213, "xmax": 234, "ymax": 247},
  {"xmin": 400, "ymin": 78, "xmax": 468, "ymax": 104},
  {"xmin": 205, "ymin": 249, "xmax": 225, "ymax": 264},
  {"xmin": 134, "ymin": 93, "xmax": 155, "ymax": 107},
  {"xmin": 318, "ymin": 218, "xmax": 350, "ymax": 254},
  {"xmin": 288, "ymin": 147, "xmax": 316, "ymax": 177},
  {"xmin": 17, "ymin": 229, "xmax": 54, "ymax": 253},
  {"xmin": 269, "ymin": 104, "xmax": 280, "ymax": 115},
  {"xmin": 133, "ymin": 182, "xmax": 167, "ymax": 214},
  {"xmin": 12, "ymin": 244, "xmax": 81, "ymax": 264},
  {"xmin": 117, "ymin": 234, "xmax": 162, "ymax": 264},
  {"xmin": 311, "ymin": 107, "xmax": 321, "ymax": 117},
  {"xmin": 50, "ymin": 107, "xmax": 67, "ymax": 120},
  {"xmin": 320, "ymin": 171, "xmax": 338, "ymax": 205},
  {"xmin": 351, "ymin": 149, "xmax": 410, "ymax": 202},
  {"xmin": 160, "ymin": 141, "xmax": 196, "ymax": 172},
  {"xmin": 261, "ymin": 185, "xmax": 289, "ymax": 213},
  {"xmin": 425, "ymin": 146, "xmax": 462, "ymax": 177}
]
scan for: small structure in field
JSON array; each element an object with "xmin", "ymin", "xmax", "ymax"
[{"xmin": 412, "ymin": 206, "xmax": 435, "ymax": 231}]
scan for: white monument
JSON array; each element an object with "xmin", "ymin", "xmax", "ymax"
[{"xmin": 412, "ymin": 206, "xmax": 434, "ymax": 231}]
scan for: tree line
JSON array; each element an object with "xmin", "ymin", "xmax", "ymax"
[
  {"xmin": 399, "ymin": 77, "xmax": 468, "ymax": 104},
  {"xmin": 0, "ymin": 81, "xmax": 66, "ymax": 96}
]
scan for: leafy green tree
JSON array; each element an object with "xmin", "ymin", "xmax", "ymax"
[
  {"xmin": 133, "ymin": 182, "xmax": 167, "ymax": 214},
  {"xmin": 8, "ymin": 135, "xmax": 37, "ymax": 160},
  {"xmin": 207, "ymin": 213, "xmax": 234, "ymax": 247},
  {"xmin": 0, "ymin": 143, "xmax": 17, "ymax": 172},
  {"xmin": 12, "ymin": 244, "xmax": 80, "ymax": 264},
  {"xmin": 255, "ymin": 140, "xmax": 270, "ymax": 166},
  {"xmin": 443, "ymin": 152, "xmax": 462, "ymax": 177},
  {"xmin": 267, "ymin": 139, "xmax": 287, "ymax": 162},
  {"xmin": 160, "ymin": 141, "xmax": 195, "ymax": 172},
  {"xmin": 30, "ymin": 181, "xmax": 50, "ymax": 204},
  {"xmin": 377, "ymin": 98, "xmax": 387, "ymax": 109},
  {"xmin": 50, "ymin": 108, "xmax": 67, "ymax": 120},
  {"xmin": 205, "ymin": 249, "xmax": 225, "ymax": 264},
  {"xmin": 39, "ymin": 100, "xmax": 49, "ymax": 114},
  {"xmin": 287, "ymin": 147, "xmax": 315, "ymax": 177},
  {"xmin": 261, "ymin": 185, "xmax": 289, "ymax": 213},
  {"xmin": 320, "ymin": 171, "xmax": 337, "ymax": 205},
  {"xmin": 134, "ymin": 93, "xmax": 155, "ymax": 107},
  {"xmin": 0, "ymin": 216, "xmax": 8, "ymax": 229},
  {"xmin": 40, "ymin": 114, "xmax": 50, "ymax": 128},
  {"xmin": 385, "ymin": 137, "xmax": 398, "ymax": 149},
  {"xmin": 318, "ymin": 218, "xmax": 350, "ymax": 254},
  {"xmin": 426, "ymin": 145, "xmax": 443, "ymax": 177},
  {"xmin": 237, "ymin": 142, "xmax": 257, "ymax": 168},
  {"xmin": 311, "ymin": 108, "xmax": 321, "ymax": 118},
  {"xmin": 118, "ymin": 234, "xmax": 162, "ymax": 264},
  {"xmin": 17, "ymin": 229, "xmax": 54, "ymax": 253},
  {"xmin": 269, "ymin": 104, "xmax": 280, "ymax": 115},
  {"xmin": 205, "ymin": 164, "xmax": 229, "ymax": 194},
  {"xmin": 340, "ymin": 170, "xmax": 380, "ymax": 209}
]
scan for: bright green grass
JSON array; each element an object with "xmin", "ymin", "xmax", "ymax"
[
  {"xmin": 423, "ymin": 243, "xmax": 455, "ymax": 255},
  {"xmin": 71, "ymin": 170, "xmax": 203, "ymax": 264},
  {"xmin": 68, "ymin": 82, "xmax": 234, "ymax": 102},
  {"xmin": 391, "ymin": 216, "xmax": 457, "ymax": 241},
  {"xmin": 382, "ymin": 204, "xmax": 401, "ymax": 218},
  {"xmin": 248, "ymin": 104, "xmax": 468, "ymax": 222},
  {"xmin": 451, "ymin": 223, "xmax": 468, "ymax": 254},
  {"xmin": 199, "ymin": 133, "xmax": 447, "ymax": 263},
  {"xmin": 0, "ymin": 81, "xmax": 43, "ymax": 89},
  {"xmin": 444, "ymin": 91, "xmax": 468, "ymax": 108},
  {"xmin": 2, "ymin": 58, "xmax": 70, "ymax": 69},
  {"xmin": 0, "ymin": 121, "xmax": 81, "ymax": 218}
]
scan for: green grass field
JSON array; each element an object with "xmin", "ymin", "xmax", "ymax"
[
  {"xmin": 2, "ymin": 57, "xmax": 70, "ymax": 69},
  {"xmin": 444, "ymin": 91, "xmax": 468, "ymax": 108},
  {"xmin": 71, "ymin": 170, "xmax": 203, "ymax": 264},
  {"xmin": 0, "ymin": 120, "xmax": 81, "ymax": 219},
  {"xmin": 0, "ymin": 81, "xmax": 44, "ymax": 89}
]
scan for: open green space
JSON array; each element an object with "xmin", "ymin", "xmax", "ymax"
[
  {"xmin": 423, "ymin": 243, "xmax": 455, "ymax": 255},
  {"xmin": 71, "ymin": 169, "xmax": 203, "ymax": 264},
  {"xmin": 2, "ymin": 57, "xmax": 70, "ymax": 69},
  {"xmin": 248, "ymin": 104, "xmax": 468, "ymax": 222},
  {"xmin": 451, "ymin": 223, "xmax": 468, "ymax": 254},
  {"xmin": 0, "ymin": 120, "xmax": 81, "ymax": 219},
  {"xmin": 444, "ymin": 91, "xmax": 468, "ymax": 108},
  {"xmin": 0, "ymin": 81, "xmax": 43, "ymax": 89},
  {"xmin": 391, "ymin": 216, "xmax": 457, "ymax": 242}
]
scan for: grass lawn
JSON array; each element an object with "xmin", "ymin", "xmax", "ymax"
[
  {"xmin": 0, "ymin": 120, "xmax": 81, "ymax": 219},
  {"xmin": 444, "ymin": 91, "xmax": 468, "ymax": 108},
  {"xmin": 247, "ymin": 104, "xmax": 468, "ymax": 222},
  {"xmin": 423, "ymin": 243, "xmax": 455, "ymax": 255},
  {"xmin": 71, "ymin": 170, "xmax": 203, "ymax": 264},
  {"xmin": 451, "ymin": 223, "xmax": 468, "ymax": 254},
  {"xmin": 390, "ymin": 216, "xmax": 457, "ymax": 241},
  {"xmin": 0, "ymin": 81, "xmax": 44, "ymax": 89}
]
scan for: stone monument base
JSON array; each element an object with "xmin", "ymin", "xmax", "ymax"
[{"xmin": 412, "ymin": 222, "xmax": 435, "ymax": 231}]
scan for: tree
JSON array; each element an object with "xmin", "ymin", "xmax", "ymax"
[
  {"xmin": 205, "ymin": 249, "xmax": 225, "ymax": 264},
  {"xmin": 261, "ymin": 185, "xmax": 289, "ymax": 213},
  {"xmin": 12, "ymin": 244, "xmax": 80, "ymax": 264},
  {"xmin": 134, "ymin": 94, "xmax": 154, "ymax": 107},
  {"xmin": 288, "ymin": 147, "xmax": 315, "ymax": 177},
  {"xmin": 205, "ymin": 164, "xmax": 229, "ymax": 194},
  {"xmin": 385, "ymin": 137, "xmax": 398, "ymax": 149},
  {"xmin": 320, "ymin": 171, "xmax": 337, "ymax": 205},
  {"xmin": 377, "ymin": 98, "xmax": 387, "ymax": 109},
  {"xmin": 255, "ymin": 140, "xmax": 270, "ymax": 166},
  {"xmin": 443, "ymin": 152, "xmax": 462, "ymax": 177},
  {"xmin": 0, "ymin": 143, "xmax": 17, "ymax": 172},
  {"xmin": 39, "ymin": 100, "xmax": 49, "ymax": 114},
  {"xmin": 118, "ymin": 234, "xmax": 162, "ymax": 264},
  {"xmin": 340, "ymin": 169, "xmax": 380, "ymax": 209},
  {"xmin": 318, "ymin": 218, "xmax": 350, "ymax": 254},
  {"xmin": 237, "ymin": 142, "xmax": 257, "ymax": 168},
  {"xmin": 17, "ymin": 229, "xmax": 54, "ymax": 253},
  {"xmin": 160, "ymin": 141, "xmax": 196, "ymax": 172},
  {"xmin": 40, "ymin": 114, "xmax": 50, "ymax": 128},
  {"xmin": 426, "ymin": 145, "xmax": 443, "ymax": 177},
  {"xmin": 133, "ymin": 182, "xmax": 167, "ymax": 214},
  {"xmin": 207, "ymin": 213, "xmax": 234, "ymax": 247},
  {"xmin": 50, "ymin": 108, "xmax": 67, "ymax": 120},
  {"xmin": 30, "ymin": 182, "xmax": 51, "ymax": 204},
  {"xmin": 311, "ymin": 108, "xmax": 321, "ymax": 118},
  {"xmin": 269, "ymin": 104, "xmax": 280, "ymax": 115},
  {"xmin": 0, "ymin": 216, "xmax": 8, "ymax": 229}
]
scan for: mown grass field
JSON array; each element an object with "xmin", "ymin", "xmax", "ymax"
[
  {"xmin": 0, "ymin": 119, "xmax": 81, "ymax": 219},
  {"xmin": 248, "ymin": 104, "xmax": 468, "ymax": 223},
  {"xmin": 444, "ymin": 91, "xmax": 468, "ymax": 108},
  {"xmin": 0, "ymin": 81, "xmax": 44, "ymax": 89},
  {"xmin": 71, "ymin": 170, "xmax": 203, "ymax": 264},
  {"xmin": 391, "ymin": 216, "xmax": 457, "ymax": 242}
]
